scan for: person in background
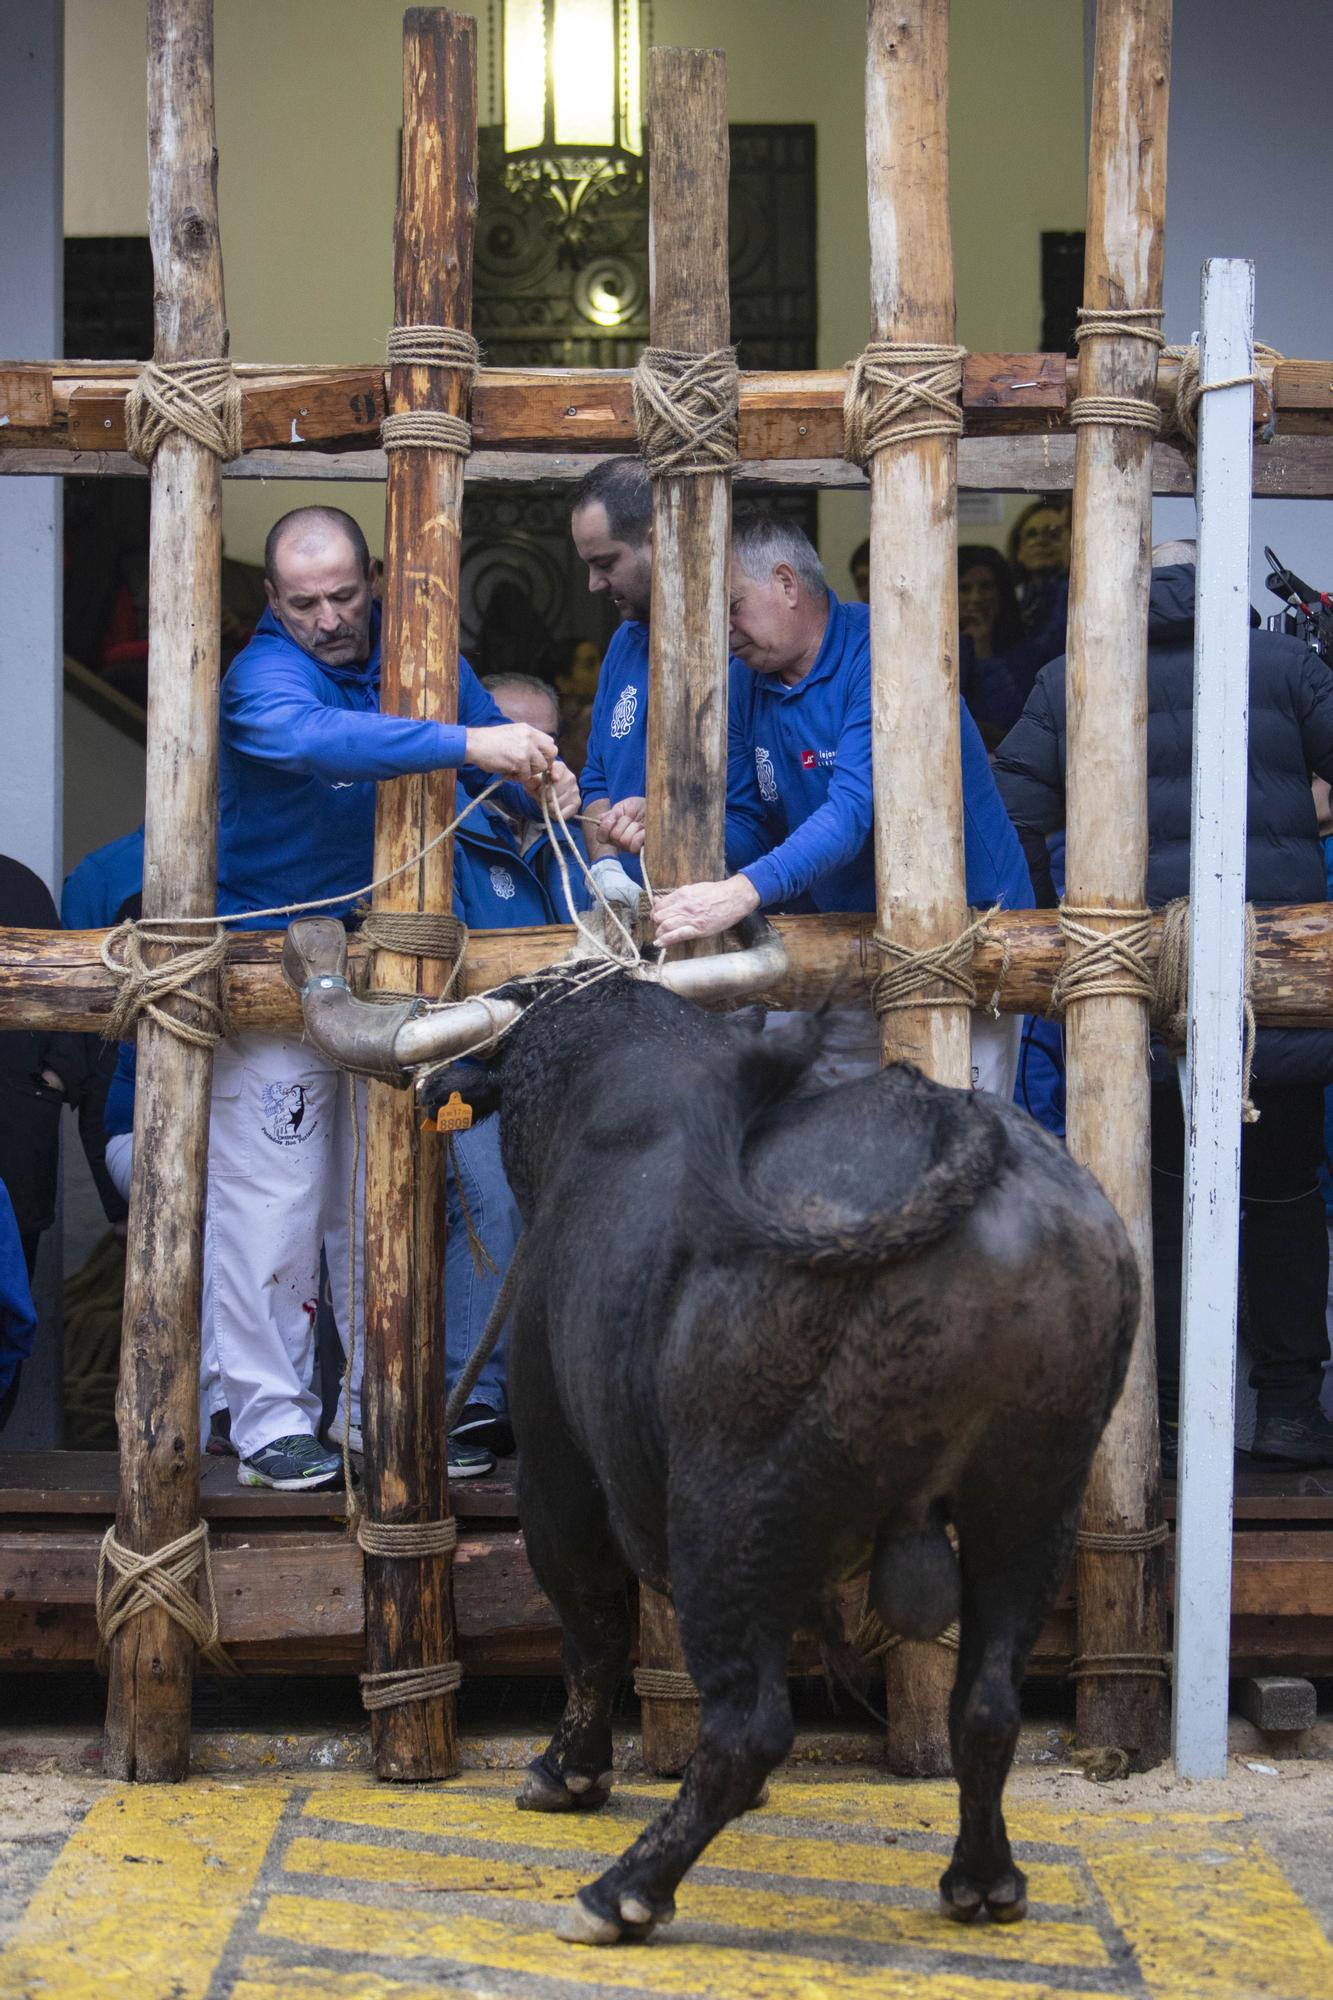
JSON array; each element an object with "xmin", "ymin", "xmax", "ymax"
[
  {"xmin": 0, "ymin": 856, "xmax": 85, "ymax": 1278},
  {"xmin": 60, "ymin": 823, "xmax": 148, "ymax": 1241},
  {"xmin": 0, "ymin": 1178, "xmax": 37, "ymax": 1433},
  {"xmin": 849, "ymin": 538, "xmax": 871, "ymax": 604},
  {"xmin": 1007, "ymin": 495, "xmax": 1071, "ymax": 641}
]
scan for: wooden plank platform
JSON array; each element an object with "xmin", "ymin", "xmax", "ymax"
[{"xmin": 3, "ymin": 1452, "xmax": 1331, "ymax": 1680}]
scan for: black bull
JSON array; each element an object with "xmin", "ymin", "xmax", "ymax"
[{"xmin": 422, "ymin": 968, "xmax": 1138, "ymax": 1946}]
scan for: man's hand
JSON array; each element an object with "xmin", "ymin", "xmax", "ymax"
[
  {"xmin": 652, "ymin": 874, "xmax": 760, "ymax": 947},
  {"xmin": 531, "ymin": 759, "xmax": 580, "ymax": 818},
  {"xmin": 465, "ymin": 722, "xmax": 557, "ymax": 782},
  {"xmin": 598, "ymin": 795, "xmax": 646, "ymax": 856}
]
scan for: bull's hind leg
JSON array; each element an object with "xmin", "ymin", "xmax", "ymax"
[
  {"xmin": 515, "ymin": 1435, "xmax": 632, "ymax": 1815},
  {"xmin": 939, "ymin": 1479, "xmax": 1085, "ymax": 1926}
]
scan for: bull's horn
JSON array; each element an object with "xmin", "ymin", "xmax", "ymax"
[
  {"xmin": 653, "ymin": 914, "xmax": 787, "ymax": 1005},
  {"xmin": 282, "ymin": 916, "xmax": 519, "ymax": 1080}
]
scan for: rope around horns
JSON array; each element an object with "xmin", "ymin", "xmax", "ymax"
[
  {"xmin": 632, "ymin": 345, "xmax": 740, "ymax": 476},
  {"xmin": 95, "ymin": 1521, "xmax": 237, "ymax": 1676},
  {"xmin": 842, "ymin": 342, "xmax": 966, "ymax": 468},
  {"xmin": 124, "ymin": 360, "xmax": 243, "ymax": 464}
]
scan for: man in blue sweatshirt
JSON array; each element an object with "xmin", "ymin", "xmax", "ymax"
[
  {"xmin": 211, "ymin": 506, "xmax": 577, "ymax": 1490},
  {"xmin": 646, "ymin": 508, "xmax": 1033, "ymax": 1093}
]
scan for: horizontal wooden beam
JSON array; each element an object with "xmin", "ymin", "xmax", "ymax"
[
  {"xmin": 2, "ymin": 352, "xmax": 1329, "ymax": 463},
  {"xmin": 4, "ymin": 901, "xmax": 1333, "ymax": 1034}
]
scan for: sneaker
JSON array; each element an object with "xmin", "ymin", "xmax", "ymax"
[
  {"xmin": 206, "ymin": 1409, "xmax": 237, "ymax": 1457},
  {"xmin": 238, "ymin": 1433, "xmax": 344, "ymax": 1491},
  {"xmin": 1249, "ymin": 1408, "xmax": 1333, "ymax": 1469},
  {"xmin": 447, "ymin": 1430, "xmax": 496, "ymax": 1480},
  {"xmin": 449, "ymin": 1402, "xmax": 515, "ymax": 1459},
  {"xmin": 326, "ymin": 1415, "xmax": 364, "ymax": 1458}
]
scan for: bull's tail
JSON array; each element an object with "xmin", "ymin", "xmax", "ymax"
[{"xmin": 690, "ymin": 1045, "xmax": 1006, "ymax": 1270}]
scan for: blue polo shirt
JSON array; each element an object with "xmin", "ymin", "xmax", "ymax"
[
  {"xmin": 730, "ymin": 594, "xmax": 1031, "ymax": 914},
  {"xmin": 580, "ymin": 619, "xmax": 767, "ymax": 885}
]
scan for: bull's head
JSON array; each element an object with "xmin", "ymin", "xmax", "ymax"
[{"xmin": 280, "ymin": 915, "xmax": 788, "ymax": 1086}]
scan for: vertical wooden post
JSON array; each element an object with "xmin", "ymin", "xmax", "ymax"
[
  {"xmin": 637, "ymin": 45, "xmax": 732, "ymax": 1777},
  {"xmin": 1172, "ymin": 258, "xmax": 1252, "ymax": 1778},
  {"xmin": 1068, "ymin": 0, "xmax": 1172, "ymax": 1769},
  {"xmin": 104, "ymin": 0, "xmax": 225, "ymax": 1782},
  {"xmin": 361, "ymin": 5, "xmax": 476, "ymax": 1782},
  {"xmin": 864, "ymin": 0, "xmax": 967, "ymax": 1779}
]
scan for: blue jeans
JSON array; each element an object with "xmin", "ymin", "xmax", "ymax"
[{"xmin": 445, "ymin": 1116, "xmax": 521, "ymax": 1417}]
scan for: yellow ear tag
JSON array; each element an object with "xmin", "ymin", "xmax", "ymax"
[{"xmin": 428, "ymin": 1090, "xmax": 473, "ymax": 1134}]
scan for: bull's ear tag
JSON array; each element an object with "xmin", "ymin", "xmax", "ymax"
[{"xmin": 424, "ymin": 1090, "xmax": 473, "ymax": 1134}]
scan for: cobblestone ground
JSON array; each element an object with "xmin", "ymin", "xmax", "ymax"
[{"xmin": 2, "ymin": 1758, "xmax": 1332, "ymax": 2000}]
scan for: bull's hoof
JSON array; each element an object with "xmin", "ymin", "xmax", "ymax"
[
  {"xmin": 517, "ymin": 1756, "xmax": 613, "ymax": 1814},
  {"xmin": 939, "ymin": 1864, "xmax": 1028, "ymax": 1926},
  {"xmin": 555, "ymin": 1884, "xmax": 674, "ymax": 1946},
  {"xmin": 984, "ymin": 1875, "xmax": 1028, "ymax": 1924},
  {"xmin": 556, "ymin": 1895, "xmax": 624, "ymax": 1946}
]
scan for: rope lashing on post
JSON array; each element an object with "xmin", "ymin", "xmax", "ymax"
[
  {"xmin": 1161, "ymin": 340, "xmax": 1283, "ymax": 448},
  {"xmin": 124, "ymin": 359, "xmax": 243, "ymax": 464},
  {"xmin": 1152, "ymin": 897, "xmax": 1260, "ymax": 1122},
  {"xmin": 1068, "ymin": 306, "xmax": 1165, "ymax": 435},
  {"xmin": 100, "ymin": 920, "xmax": 230, "ymax": 1049},
  {"xmin": 357, "ymin": 1516, "xmax": 458, "ymax": 1557},
  {"xmin": 95, "ymin": 1521, "xmax": 237, "ymax": 1676},
  {"xmin": 633, "ymin": 1667, "xmax": 699, "ymax": 1702},
  {"xmin": 1068, "ymin": 1652, "xmax": 1171, "ymax": 1682},
  {"xmin": 1076, "ymin": 1522, "xmax": 1170, "ymax": 1555},
  {"xmin": 358, "ymin": 909, "xmax": 467, "ymax": 961},
  {"xmin": 1051, "ymin": 906, "xmax": 1157, "ymax": 1012},
  {"xmin": 359, "ymin": 1660, "xmax": 463, "ymax": 1711},
  {"xmin": 853, "ymin": 1605, "xmax": 961, "ymax": 1661},
  {"xmin": 842, "ymin": 342, "xmax": 966, "ymax": 467},
  {"xmin": 869, "ymin": 906, "xmax": 999, "ymax": 1019},
  {"xmin": 381, "ymin": 324, "xmax": 481, "ymax": 455},
  {"xmin": 632, "ymin": 344, "xmax": 740, "ymax": 476}
]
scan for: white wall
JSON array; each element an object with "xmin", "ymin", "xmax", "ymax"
[{"xmin": 1147, "ymin": 0, "xmax": 1333, "ymax": 604}]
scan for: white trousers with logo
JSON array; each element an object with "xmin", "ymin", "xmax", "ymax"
[{"xmin": 205, "ymin": 1031, "xmax": 365, "ymax": 1461}]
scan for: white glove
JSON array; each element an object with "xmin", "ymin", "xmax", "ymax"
[{"xmin": 590, "ymin": 856, "xmax": 642, "ymax": 914}]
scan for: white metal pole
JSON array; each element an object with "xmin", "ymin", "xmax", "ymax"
[{"xmin": 1171, "ymin": 256, "xmax": 1255, "ymax": 1779}]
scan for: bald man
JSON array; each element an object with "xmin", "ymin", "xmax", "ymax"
[{"xmin": 211, "ymin": 506, "xmax": 576, "ymax": 1490}]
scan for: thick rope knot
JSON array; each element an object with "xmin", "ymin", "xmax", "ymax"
[
  {"xmin": 125, "ymin": 360, "xmax": 243, "ymax": 465},
  {"xmin": 359, "ymin": 1660, "xmax": 462, "ymax": 1711},
  {"xmin": 870, "ymin": 908, "xmax": 996, "ymax": 1018},
  {"xmin": 100, "ymin": 918, "xmax": 230, "ymax": 1049},
  {"xmin": 1052, "ymin": 906, "xmax": 1156, "ymax": 1012},
  {"xmin": 632, "ymin": 344, "xmax": 739, "ymax": 476},
  {"xmin": 842, "ymin": 342, "xmax": 966, "ymax": 468},
  {"xmin": 356, "ymin": 1516, "xmax": 458, "ymax": 1558},
  {"xmin": 381, "ymin": 325, "xmax": 481, "ymax": 455},
  {"xmin": 1152, "ymin": 897, "xmax": 1259, "ymax": 1123},
  {"xmin": 95, "ymin": 1521, "xmax": 237, "ymax": 1676},
  {"xmin": 381, "ymin": 410, "xmax": 473, "ymax": 453},
  {"xmin": 1070, "ymin": 307, "xmax": 1165, "ymax": 436},
  {"xmin": 359, "ymin": 909, "xmax": 467, "ymax": 963},
  {"xmin": 1161, "ymin": 339, "xmax": 1282, "ymax": 447}
]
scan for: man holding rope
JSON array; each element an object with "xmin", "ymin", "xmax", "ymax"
[{"xmin": 212, "ymin": 505, "xmax": 577, "ymax": 1490}]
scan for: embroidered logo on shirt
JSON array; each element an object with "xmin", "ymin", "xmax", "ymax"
[
  {"xmin": 260, "ymin": 1081, "xmax": 311, "ymax": 1146},
  {"xmin": 329, "ymin": 781, "xmax": 355, "ymax": 791},
  {"xmin": 610, "ymin": 684, "xmax": 639, "ymax": 739},
  {"xmin": 489, "ymin": 865, "xmax": 516, "ymax": 901},
  {"xmin": 755, "ymin": 745, "xmax": 778, "ymax": 803},
  {"xmin": 801, "ymin": 748, "xmax": 837, "ymax": 770}
]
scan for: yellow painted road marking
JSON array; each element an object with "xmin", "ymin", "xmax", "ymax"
[
  {"xmin": 232, "ymin": 1963, "xmax": 499, "ymax": 2000},
  {"xmin": 301, "ymin": 1785, "xmax": 1086, "ymax": 1905},
  {"xmin": 257, "ymin": 1889, "xmax": 1105, "ymax": 2000},
  {"xmin": 0, "ymin": 1778, "xmax": 286, "ymax": 2000},
  {"xmin": 283, "ymin": 1833, "xmax": 1112, "ymax": 1969},
  {"xmin": 1084, "ymin": 1823, "xmax": 1333, "ymax": 2000}
]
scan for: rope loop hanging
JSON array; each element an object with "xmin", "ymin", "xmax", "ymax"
[
  {"xmin": 124, "ymin": 359, "xmax": 243, "ymax": 465},
  {"xmin": 100, "ymin": 918, "xmax": 230, "ymax": 1050},
  {"xmin": 842, "ymin": 341, "xmax": 966, "ymax": 468},
  {"xmin": 95, "ymin": 1521, "xmax": 237, "ymax": 1676},
  {"xmin": 632, "ymin": 344, "xmax": 740, "ymax": 477},
  {"xmin": 381, "ymin": 324, "xmax": 481, "ymax": 456},
  {"xmin": 870, "ymin": 906, "xmax": 998, "ymax": 1019}
]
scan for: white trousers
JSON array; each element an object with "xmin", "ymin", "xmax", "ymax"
[{"xmin": 205, "ymin": 1031, "xmax": 365, "ymax": 1460}]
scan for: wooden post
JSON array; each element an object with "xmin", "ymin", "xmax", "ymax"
[
  {"xmin": 1068, "ymin": 0, "xmax": 1172, "ymax": 1770},
  {"xmin": 637, "ymin": 45, "xmax": 733, "ymax": 1777},
  {"xmin": 864, "ymin": 0, "xmax": 967, "ymax": 1779},
  {"xmin": 360, "ymin": 5, "xmax": 476, "ymax": 1783},
  {"xmin": 1172, "ymin": 258, "xmax": 1253, "ymax": 1778},
  {"xmin": 103, "ymin": 0, "xmax": 226, "ymax": 1782}
]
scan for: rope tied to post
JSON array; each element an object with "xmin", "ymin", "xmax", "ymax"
[
  {"xmin": 869, "ymin": 906, "xmax": 1000, "ymax": 1018},
  {"xmin": 359, "ymin": 1660, "xmax": 463, "ymax": 1711},
  {"xmin": 124, "ymin": 360, "xmax": 243, "ymax": 464},
  {"xmin": 1152, "ymin": 897, "xmax": 1260, "ymax": 1122},
  {"xmin": 100, "ymin": 919, "xmax": 230, "ymax": 1050},
  {"xmin": 1076, "ymin": 1522, "xmax": 1170, "ymax": 1554},
  {"xmin": 95, "ymin": 1521, "xmax": 237, "ymax": 1676},
  {"xmin": 1069, "ymin": 306, "xmax": 1165, "ymax": 435},
  {"xmin": 357, "ymin": 1516, "xmax": 458, "ymax": 1558},
  {"xmin": 381, "ymin": 324, "xmax": 481, "ymax": 455},
  {"xmin": 632, "ymin": 344, "xmax": 740, "ymax": 476},
  {"xmin": 633, "ymin": 1667, "xmax": 699, "ymax": 1702},
  {"xmin": 358, "ymin": 909, "xmax": 468, "ymax": 969},
  {"xmin": 1161, "ymin": 340, "xmax": 1283, "ymax": 448},
  {"xmin": 842, "ymin": 342, "xmax": 966, "ymax": 467},
  {"xmin": 1052, "ymin": 906, "xmax": 1157, "ymax": 1011}
]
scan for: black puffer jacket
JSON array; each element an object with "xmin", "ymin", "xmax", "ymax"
[{"xmin": 993, "ymin": 564, "xmax": 1333, "ymax": 1084}]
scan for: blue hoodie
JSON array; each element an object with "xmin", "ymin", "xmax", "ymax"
[
  {"xmin": 453, "ymin": 785, "xmax": 592, "ymax": 927},
  {"xmin": 730, "ymin": 595, "xmax": 1032, "ymax": 914},
  {"xmin": 579, "ymin": 619, "xmax": 769, "ymax": 886},
  {"xmin": 0, "ymin": 1179, "xmax": 36, "ymax": 1404},
  {"xmin": 61, "ymin": 826, "xmax": 146, "ymax": 931},
  {"xmin": 218, "ymin": 603, "xmax": 527, "ymax": 928}
]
